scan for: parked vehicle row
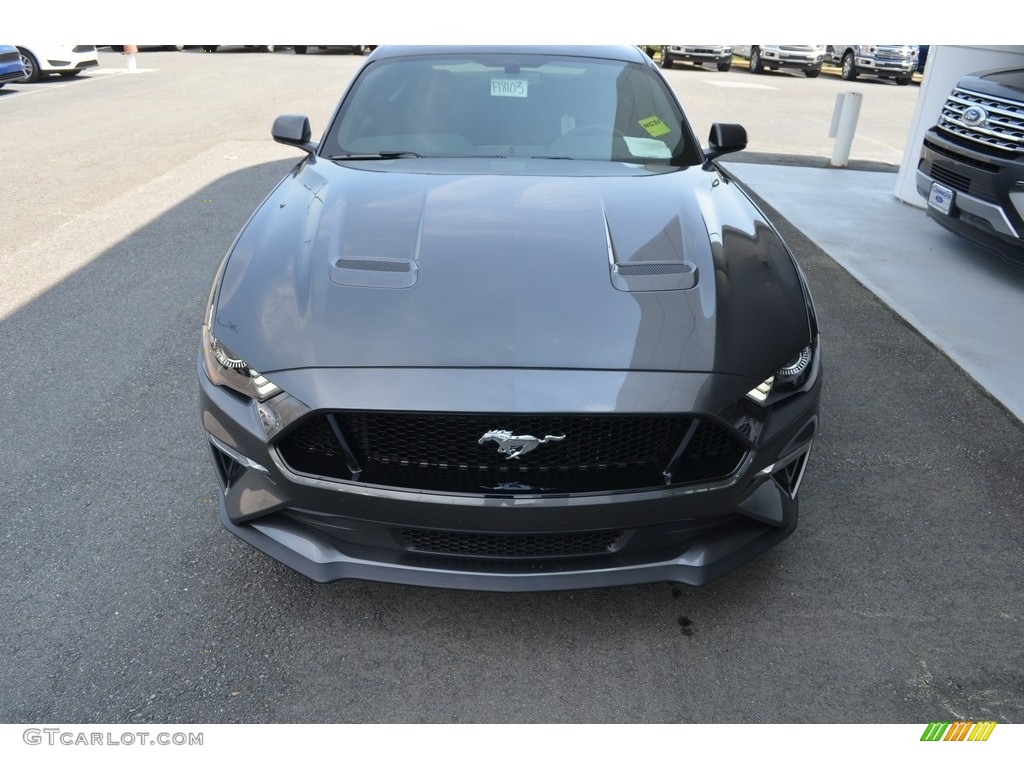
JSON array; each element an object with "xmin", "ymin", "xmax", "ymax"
[
  {"xmin": 293, "ymin": 45, "xmax": 376, "ymax": 55},
  {"xmin": 120, "ymin": 46, "xmax": 376, "ymax": 54},
  {"xmin": 0, "ymin": 45, "xmax": 377, "ymax": 87},
  {"xmin": 656, "ymin": 45, "xmax": 923, "ymax": 83}
]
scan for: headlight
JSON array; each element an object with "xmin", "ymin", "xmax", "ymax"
[
  {"xmin": 201, "ymin": 324, "xmax": 281, "ymax": 402},
  {"xmin": 745, "ymin": 340, "xmax": 819, "ymax": 406}
]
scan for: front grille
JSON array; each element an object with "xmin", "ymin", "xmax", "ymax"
[
  {"xmin": 937, "ymin": 87, "xmax": 1024, "ymax": 155},
  {"xmin": 873, "ymin": 47, "xmax": 913, "ymax": 64},
  {"xmin": 277, "ymin": 412, "xmax": 747, "ymax": 494},
  {"xmin": 398, "ymin": 528, "xmax": 623, "ymax": 558}
]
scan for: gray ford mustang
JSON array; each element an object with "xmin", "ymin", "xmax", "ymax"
[{"xmin": 198, "ymin": 45, "xmax": 822, "ymax": 591}]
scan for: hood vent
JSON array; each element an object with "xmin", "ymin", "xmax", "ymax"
[
  {"xmin": 602, "ymin": 210, "xmax": 699, "ymax": 292},
  {"xmin": 611, "ymin": 260, "xmax": 698, "ymax": 291},
  {"xmin": 330, "ymin": 257, "xmax": 417, "ymax": 288}
]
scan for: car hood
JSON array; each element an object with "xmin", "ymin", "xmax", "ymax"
[
  {"xmin": 961, "ymin": 67, "xmax": 1024, "ymax": 99},
  {"xmin": 213, "ymin": 158, "xmax": 810, "ymax": 379}
]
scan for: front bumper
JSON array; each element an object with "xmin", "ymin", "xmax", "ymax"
[
  {"xmin": 34, "ymin": 46, "xmax": 99, "ymax": 74},
  {"xmin": 856, "ymin": 58, "xmax": 915, "ymax": 76},
  {"xmin": 668, "ymin": 48, "xmax": 732, "ymax": 65},
  {"xmin": 199, "ymin": 359, "xmax": 821, "ymax": 591},
  {"xmin": 761, "ymin": 51, "xmax": 823, "ymax": 70},
  {"xmin": 917, "ymin": 131, "xmax": 1024, "ymax": 266}
]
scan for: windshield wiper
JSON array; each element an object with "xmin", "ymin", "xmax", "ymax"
[{"xmin": 329, "ymin": 151, "xmax": 422, "ymax": 160}]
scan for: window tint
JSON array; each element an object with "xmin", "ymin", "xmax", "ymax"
[{"xmin": 326, "ymin": 53, "xmax": 700, "ymax": 165}]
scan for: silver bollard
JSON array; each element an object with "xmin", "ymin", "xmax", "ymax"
[{"xmin": 829, "ymin": 91, "xmax": 863, "ymax": 168}]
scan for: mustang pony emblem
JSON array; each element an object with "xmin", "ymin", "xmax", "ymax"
[{"xmin": 478, "ymin": 430, "xmax": 566, "ymax": 460}]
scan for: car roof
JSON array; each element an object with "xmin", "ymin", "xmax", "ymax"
[{"xmin": 366, "ymin": 45, "xmax": 650, "ymax": 64}]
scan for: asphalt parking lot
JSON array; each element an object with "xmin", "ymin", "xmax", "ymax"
[{"xmin": 0, "ymin": 48, "xmax": 1021, "ymax": 725}]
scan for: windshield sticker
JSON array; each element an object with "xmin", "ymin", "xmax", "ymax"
[
  {"xmin": 623, "ymin": 136, "xmax": 672, "ymax": 159},
  {"xmin": 491, "ymin": 78, "xmax": 529, "ymax": 98},
  {"xmin": 638, "ymin": 115, "xmax": 671, "ymax": 137}
]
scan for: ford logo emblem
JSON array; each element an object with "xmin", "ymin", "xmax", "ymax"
[{"xmin": 961, "ymin": 106, "xmax": 988, "ymax": 128}]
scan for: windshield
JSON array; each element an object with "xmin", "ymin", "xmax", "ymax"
[{"xmin": 323, "ymin": 52, "xmax": 702, "ymax": 166}]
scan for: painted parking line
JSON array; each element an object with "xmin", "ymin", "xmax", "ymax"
[
  {"xmin": 89, "ymin": 67, "xmax": 159, "ymax": 75},
  {"xmin": 0, "ymin": 69, "xmax": 157, "ymax": 101}
]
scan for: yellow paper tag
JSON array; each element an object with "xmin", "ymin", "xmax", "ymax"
[{"xmin": 638, "ymin": 115, "xmax": 670, "ymax": 137}]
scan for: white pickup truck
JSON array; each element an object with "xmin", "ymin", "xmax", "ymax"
[
  {"xmin": 660, "ymin": 46, "xmax": 733, "ymax": 72},
  {"xmin": 826, "ymin": 45, "xmax": 918, "ymax": 85},
  {"xmin": 732, "ymin": 45, "xmax": 825, "ymax": 78}
]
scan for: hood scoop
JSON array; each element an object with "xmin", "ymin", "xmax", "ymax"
[
  {"xmin": 611, "ymin": 260, "xmax": 698, "ymax": 291},
  {"xmin": 330, "ymin": 257, "xmax": 418, "ymax": 288},
  {"xmin": 604, "ymin": 212, "xmax": 699, "ymax": 292}
]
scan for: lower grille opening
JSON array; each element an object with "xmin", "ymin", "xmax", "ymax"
[
  {"xmin": 398, "ymin": 528, "xmax": 625, "ymax": 560},
  {"xmin": 929, "ymin": 163, "xmax": 972, "ymax": 195},
  {"xmin": 926, "ymin": 136, "xmax": 1006, "ymax": 173},
  {"xmin": 400, "ymin": 552, "xmax": 619, "ymax": 574}
]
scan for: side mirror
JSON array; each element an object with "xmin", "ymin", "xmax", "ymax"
[
  {"xmin": 704, "ymin": 122, "xmax": 747, "ymax": 161},
  {"xmin": 272, "ymin": 114, "xmax": 317, "ymax": 155}
]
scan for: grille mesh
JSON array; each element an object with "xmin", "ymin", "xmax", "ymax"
[
  {"xmin": 277, "ymin": 412, "xmax": 746, "ymax": 493},
  {"xmin": 336, "ymin": 258, "xmax": 412, "ymax": 273},
  {"xmin": 616, "ymin": 262, "xmax": 694, "ymax": 276},
  {"xmin": 398, "ymin": 528, "xmax": 623, "ymax": 558}
]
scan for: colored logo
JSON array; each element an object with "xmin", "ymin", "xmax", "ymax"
[{"xmin": 921, "ymin": 721, "xmax": 996, "ymax": 742}]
